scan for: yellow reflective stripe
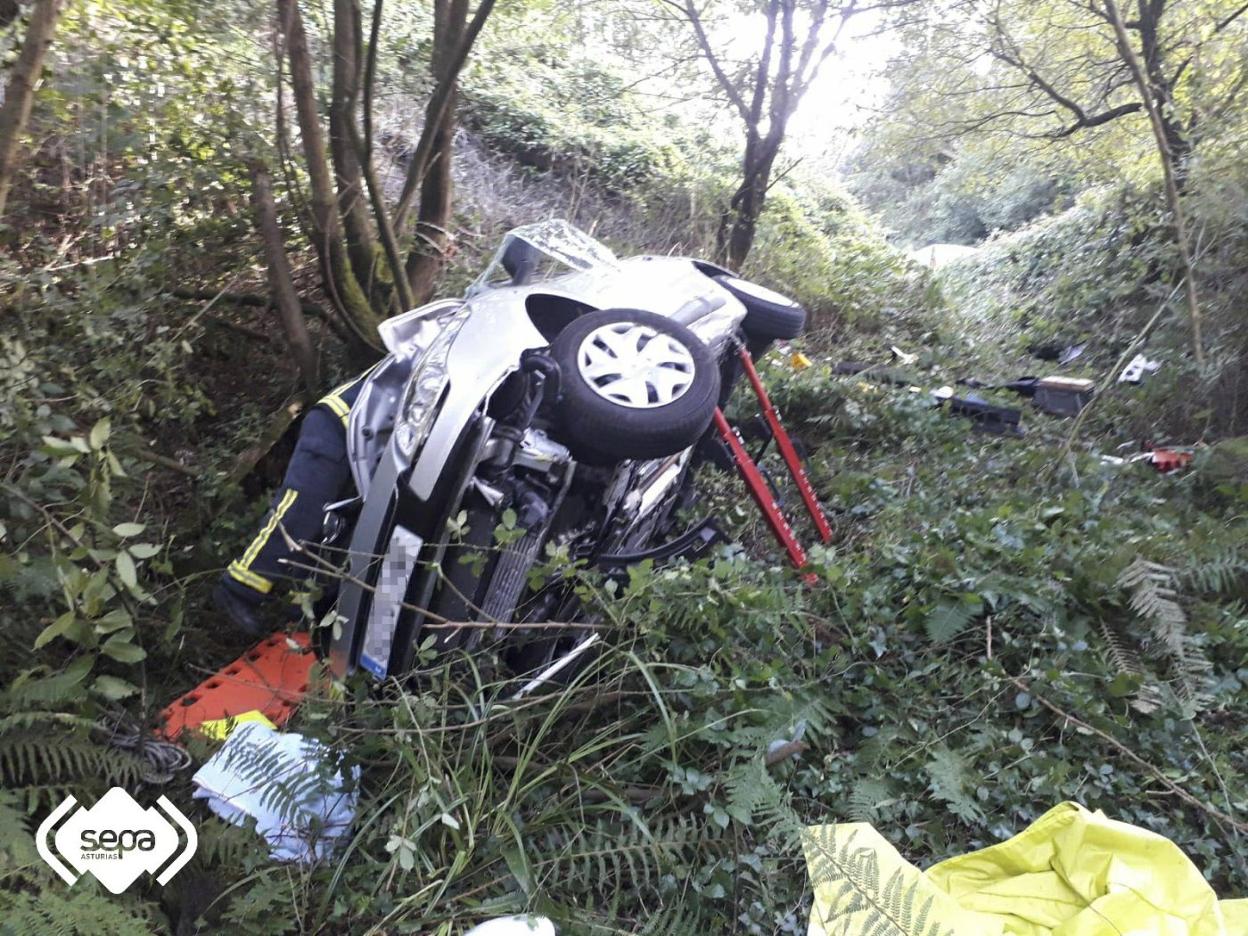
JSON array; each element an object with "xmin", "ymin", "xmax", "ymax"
[
  {"xmin": 228, "ymin": 562, "xmax": 274, "ymax": 594},
  {"xmin": 238, "ymin": 489, "xmax": 299, "ymax": 571},
  {"xmin": 318, "ymin": 371, "xmax": 368, "ymax": 426},
  {"xmin": 321, "ymin": 395, "xmax": 350, "ymax": 425},
  {"xmin": 321, "ymin": 394, "xmax": 349, "ymax": 417}
]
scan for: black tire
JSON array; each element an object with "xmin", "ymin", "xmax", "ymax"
[
  {"xmin": 550, "ymin": 308, "xmax": 720, "ymax": 464},
  {"xmin": 712, "ymin": 274, "xmax": 807, "ymax": 341}
]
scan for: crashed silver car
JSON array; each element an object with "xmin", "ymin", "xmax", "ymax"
[{"xmin": 324, "ymin": 220, "xmax": 807, "ymax": 680}]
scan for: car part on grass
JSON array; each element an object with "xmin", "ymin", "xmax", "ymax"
[
  {"xmin": 958, "ymin": 375, "xmax": 1095, "ymax": 418},
  {"xmin": 1100, "ymin": 448, "xmax": 1196, "ymax": 473},
  {"xmin": 1058, "ymin": 343, "xmax": 1086, "ymax": 364},
  {"xmin": 510, "ymin": 633, "xmax": 601, "ymax": 700},
  {"xmin": 1150, "ymin": 448, "xmax": 1194, "ymax": 472},
  {"xmin": 1028, "ymin": 340, "xmax": 1085, "ymax": 363},
  {"xmin": 946, "ymin": 395, "xmax": 1024, "ymax": 436},
  {"xmin": 994, "ymin": 377, "xmax": 1038, "ymax": 395},
  {"xmin": 160, "ymin": 632, "xmax": 316, "ymax": 740},
  {"xmin": 1119, "ymin": 353, "xmax": 1162, "ymax": 383},
  {"xmin": 1032, "ymin": 376, "xmax": 1095, "ymax": 416},
  {"xmin": 595, "ymin": 516, "xmax": 727, "ymax": 579},
  {"xmin": 837, "ymin": 362, "xmax": 917, "ymax": 387},
  {"xmin": 713, "ymin": 273, "xmax": 807, "ymax": 340},
  {"xmin": 890, "ymin": 345, "xmax": 919, "ymax": 365}
]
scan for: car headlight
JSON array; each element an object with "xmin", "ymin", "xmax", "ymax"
[{"xmin": 394, "ymin": 307, "xmax": 470, "ymax": 458}]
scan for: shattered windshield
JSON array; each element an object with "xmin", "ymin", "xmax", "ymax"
[{"xmin": 467, "ymin": 219, "xmax": 618, "ymax": 295}]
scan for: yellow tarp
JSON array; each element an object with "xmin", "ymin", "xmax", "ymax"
[{"xmin": 804, "ymin": 802, "xmax": 1248, "ymax": 935}]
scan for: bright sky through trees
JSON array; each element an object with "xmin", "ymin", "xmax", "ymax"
[{"xmin": 719, "ymin": 6, "xmax": 899, "ymax": 172}]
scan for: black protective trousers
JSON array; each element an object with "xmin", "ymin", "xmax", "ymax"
[{"xmin": 221, "ymin": 376, "xmax": 364, "ymax": 604}]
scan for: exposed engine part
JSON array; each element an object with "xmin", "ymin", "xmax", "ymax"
[
  {"xmin": 480, "ymin": 524, "xmax": 548, "ymax": 627},
  {"xmin": 471, "ymin": 476, "xmax": 507, "ymax": 508},
  {"xmin": 479, "ymin": 473, "xmax": 571, "ymax": 628},
  {"xmin": 513, "ymin": 429, "xmax": 572, "ymax": 475}
]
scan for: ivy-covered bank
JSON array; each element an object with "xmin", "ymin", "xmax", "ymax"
[{"xmin": 4, "ymin": 330, "xmax": 1247, "ymax": 932}]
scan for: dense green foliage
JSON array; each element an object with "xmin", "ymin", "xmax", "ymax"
[{"xmin": 3, "ymin": 0, "xmax": 1248, "ymax": 932}]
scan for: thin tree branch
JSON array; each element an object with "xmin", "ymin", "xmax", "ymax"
[
  {"xmin": 392, "ymin": 0, "xmax": 497, "ymax": 230},
  {"xmin": 1011, "ymin": 675, "xmax": 1248, "ymax": 835},
  {"xmin": 660, "ymin": 0, "xmax": 751, "ymax": 123}
]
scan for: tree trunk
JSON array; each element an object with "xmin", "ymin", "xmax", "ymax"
[
  {"xmin": 399, "ymin": 0, "xmax": 469, "ymax": 303},
  {"xmin": 251, "ymin": 161, "xmax": 320, "ymax": 398},
  {"xmin": 1132, "ymin": 0, "xmax": 1192, "ymax": 188},
  {"xmin": 0, "ymin": 0, "xmax": 66, "ymax": 218},
  {"xmin": 391, "ymin": 0, "xmax": 496, "ymax": 300},
  {"xmin": 330, "ymin": 0, "xmax": 379, "ymax": 294},
  {"xmin": 404, "ymin": 97, "xmax": 456, "ymax": 303},
  {"xmin": 723, "ymin": 173, "xmax": 767, "ymax": 271},
  {"xmin": 1104, "ymin": 0, "xmax": 1203, "ymax": 365},
  {"xmin": 718, "ymin": 135, "xmax": 781, "ymax": 271},
  {"xmin": 277, "ymin": 0, "xmax": 383, "ymax": 351},
  {"xmin": 347, "ymin": 0, "xmax": 415, "ymax": 312}
]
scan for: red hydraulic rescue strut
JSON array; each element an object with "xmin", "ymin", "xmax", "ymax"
[
  {"xmin": 711, "ymin": 408, "xmax": 809, "ymax": 571},
  {"xmin": 734, "ymin": 345, "xmax": 834, "ymax": 544},
  {"xmin": 710, "ymin": 345, "xmax": 834, "ymax": 579}
]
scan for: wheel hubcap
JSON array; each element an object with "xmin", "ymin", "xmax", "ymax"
[{"xmin": 577, "ymin": 322, "xmax": 696, "ymax": 409}]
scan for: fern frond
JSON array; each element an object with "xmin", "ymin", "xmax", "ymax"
[
  {"xmin": 923, "ymin": 747, "xmax": 981, "ymax": 824},
  {"xmin": 195, "ymin": 814, "xmax": 268, "ymax": 869},
  {"xmin": 924, "ymin": 598, "xmax": 981, "ymax": 644},
  {"xmin": 219, "ymin": 869, "xmax": 300, "ymax": 935},
  {"xmin": 635, "ymin": 900, "xmax": 711, "ymax": 936},
  {"xmin": 0, "ymin": 732, "xmax": 144, "ymax": 790},
  {"xmin": 1097, "ymin": 620, "xmax": 1163, "ymax": 714},
  {"xmin": 1184, "ymin": 551, "xmax": 1248, "ymax": 595},
  {"xmin": 803, "ymin": 826, "xmax": 954, "ymax": 936},
  {"xmin": 855, "ymin": 726, "xmax": 901, "ymax": 772},
  {"xmin": 725, "ymin": 759, "xmax": 803, "ymax": 841},
  {"xmin": 0, "ymin": 887, "xmax": 155, "ymax": 936},
  {"xmin": 0, "ymin": 788, "xmax": 39, "ymax": 870},
  {"xmin": 847, "ymin": 779, "xmax": 893, "ymax": 823},
  {"xmin": 533, "ymin": 813, "xmax": 719, "ymax": 895},
  {"xmin": 1116, "ymin": 558, "xmax": 1215, "ymax": 714}
]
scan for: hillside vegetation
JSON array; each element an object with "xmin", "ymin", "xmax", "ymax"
[{"xmin": 1, "ymin": 0, "xmax": 1247, "ymax": 933}]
